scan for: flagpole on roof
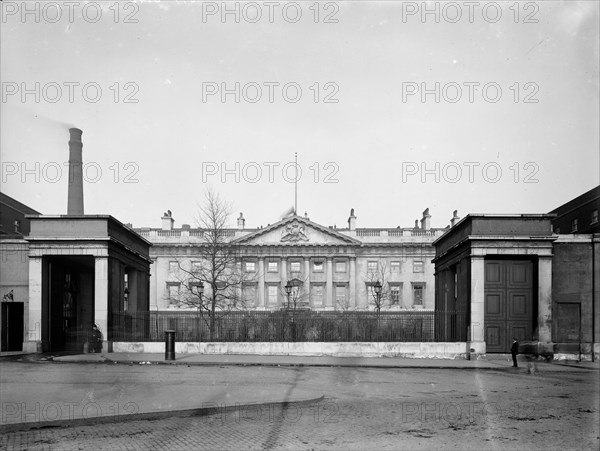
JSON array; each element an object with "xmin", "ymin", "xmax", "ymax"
[{"xmin": 294, "ymin": 152, "xmax": 298, "ymax": 215}]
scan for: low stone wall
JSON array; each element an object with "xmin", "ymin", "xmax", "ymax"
[
  {"xmin": 112, "ymin": 341, "xmax": 469, "ymax": 359},
  {"xmin": 553, "ymin": 353, "xmax": 594, "ymax": 362}
]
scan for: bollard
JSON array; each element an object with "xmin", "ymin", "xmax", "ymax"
[{"xmin": 165, "ymin": 330, "xmax": 176, "ymax": 361}]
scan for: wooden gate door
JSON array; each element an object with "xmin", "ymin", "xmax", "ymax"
[{"xmin": 484, "ymin": 260, "xmax": 534, "ymax": 353}]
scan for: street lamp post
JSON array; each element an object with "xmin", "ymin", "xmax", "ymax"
[
  {"xmin": 285, "ymin": 281, "xmax": 293, "ymax": 309},
  {"xmin": 194, "ymin": 282, "xmax": 204, "ymax": 300},
  {"xmin": 374, "ymin": 280, "xmax": 383, "ymax": 338},
  {"xmin": 284, "ymin": 281, "xmax": 295, "ymax": 341},
  {"xmin": 374, "ymin": 280, "xmax": 382, "ymax": 311},
  {"xmin": 190, "ymin": 282, "xmax": 204, "ymax": 340},
  {"xmin": 189, "ymin": 281, "xmax": 205, "ymax": 309}
]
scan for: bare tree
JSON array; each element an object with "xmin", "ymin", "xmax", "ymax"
[
  {"xmin": 365, "ymin": 261, "xmax": 391, "ymax": 314},
  {"xmin": 280, "ymin": 275, "xmax": 310, "ymax": 311},
  {"xmin": 364, "ymin": 261, "xmax": 394, "ymax": 338},
  {"xmin": 169, "ymin": 188, "xmax": 256, "ymax": 340},
  {"xmin": 335, "ymin": 286, "xmax": 360, "ymax": 312}
]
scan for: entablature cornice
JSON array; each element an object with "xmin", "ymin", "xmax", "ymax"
[
  {"xmin": 433, "ymin": 235, "xmax": 556, "ymax": 264},
  {"xmin": 28, "ymin": 244, "xmax": 109, "ymax": 258},
  {"xmin": 149, "ymin": 243, "xmax": 361, "ymax": 259},
  {"xmin": 150, "ymin": 243, "xmax": 441, "ymax": 260}
]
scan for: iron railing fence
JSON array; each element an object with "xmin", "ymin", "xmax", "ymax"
[{"xmin": 110, "ymin": 310, "xmax": 468, "ymax": 343}]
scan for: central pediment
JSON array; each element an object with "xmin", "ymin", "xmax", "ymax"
[{"xmin": 232, "ymin": 216, "xmax": 360, "ymax": 246}]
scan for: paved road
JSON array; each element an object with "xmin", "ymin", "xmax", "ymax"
[
  {"xmin": 0, "ymin": 360, "xmax": 323, "ymax": 427},
  {"xmin": 1, "ymin": 361, "xmax": 598, "ymax": 450}
]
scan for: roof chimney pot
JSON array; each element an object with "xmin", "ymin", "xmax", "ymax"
[
  {"xmin": 420, "ymin": 208, "xmax": 431, "ymax": 231},
  {"xmin": 161, "ymin": 210, "xmax": 174, "ymax": 230},
  {"xmin": 348, "ymin": 208, "xmax": 357, "ymax": 231},
  {"xmin": 450, "ymin": 210, "xmax": 460, "ymax": 227},
  {"xmin": 237, "ymin": 212, "xmax": 245, "ymax": 229}
]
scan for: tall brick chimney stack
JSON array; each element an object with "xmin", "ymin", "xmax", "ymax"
[{"xmin": 67, "ymin": 128, "xmax": 84, "ymax": 215}]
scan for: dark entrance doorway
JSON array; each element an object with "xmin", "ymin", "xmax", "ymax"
[
  {"xmin": 42, "ymin": 256, "xmax": 95, "ymax": 352},
  {"xmin": 1, "ymin": 302, "xmax": 24, "ymax": 352},
  {"xmin": 484, "ymin": 259, "xmax": 535, "ymax": 353}
]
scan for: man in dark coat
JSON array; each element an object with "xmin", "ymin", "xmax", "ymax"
[
  {"xmin": 91, "ymin": 324, "xmax": 103, "ymax": 353},
  {"xmin": 511, "ymin": 338, "xmax": 519, "ymax": 367}
]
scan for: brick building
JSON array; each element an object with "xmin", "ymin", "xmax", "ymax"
[
  {"xmin": 0, "ymin": 193, "xmax": 41, "ymax": 352},
  {"xmin": 550, "ymin": 185, "xmax": 600, "ymax": 234}
]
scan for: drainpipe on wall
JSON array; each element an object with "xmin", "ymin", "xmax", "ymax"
[{"xmin": 593, "ymin": 236, "xmax": 596, "ymax": 362}]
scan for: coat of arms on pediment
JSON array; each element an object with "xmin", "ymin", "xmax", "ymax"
[{"xmin": 280, "ymin": 221, "xmax": 309, "ymax": 242}]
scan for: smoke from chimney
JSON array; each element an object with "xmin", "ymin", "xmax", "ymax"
[{"xmin": 67, "ymin": 128, "xmax": 84, "ymax": 215}]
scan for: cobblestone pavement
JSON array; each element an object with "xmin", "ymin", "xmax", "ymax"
[{"xmin": 2, "ymin": 365, "xmax": 598, "ymax": 450}]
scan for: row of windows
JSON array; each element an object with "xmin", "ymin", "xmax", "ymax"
[
  {"xmin": 168, "ymin": 260, "xmax": 427, "ymax": 275},
  {"xmin": 266, "ymin": 261, "xmax": 425, "ymax": 274},
  {"xmin": 266, "ymin": 261, "xmax": 345, "ymax": 273},
  {"xmin": 256, "ymin": 260, "xmax": 330, "ymax": 273},
  {"xmin": 555, "ymin": 209, "xmax": 599, "ymax": 233},
  {"xmin": 166, "ymin": 282, "xmax": 425, "ymax": 307},
  {"xmin": 365, "ymin": 260, "xmax": 424, "ymax": 273}
]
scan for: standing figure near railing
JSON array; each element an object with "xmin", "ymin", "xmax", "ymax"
[
  {"xmin": 91, "ymin": 324, "xmax": 103, "ymax": 353},
  {"xmin": 511, "ymin": 338, "xmax": 519, "ymax": 367}
]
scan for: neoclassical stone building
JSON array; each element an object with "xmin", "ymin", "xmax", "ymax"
[{"xmin": 136, "ymin": 209, "xmax": 451, "ymax": 312}]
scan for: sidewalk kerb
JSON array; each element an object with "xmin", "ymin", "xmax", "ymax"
[
  {"xmin": 19, "ymin": 353, "xmax": 600, "ymax": 371},
  {"xmin": 0, "ymin": 395, "xmax": 326, "ymax": 434},
  {"xmin": 50, "ymin": 357, "xmax": 520, "ymax": 371}
]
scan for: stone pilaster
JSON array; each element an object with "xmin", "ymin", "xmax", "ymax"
[
  {"xmin": 94, "ymin": 257, "xmax": 109, "ymax": 349},
  {"xmin": 258, "ymin": 258, "xmax": 265, "ymax": 309},
  {"xmin": 149, "ymin": 258, "xmax": 157, "ymax": 310},
  {"xmin": 326, "ymin": 258, "xmax": 333, "ymax": 309},
  {"xmin": 24, "ymin": 256, "xmax": 43, "ymax": 353},
  {"xmin": 304, "ymin": 258, "xmax": 310, "ymax": 305},
  {"xmin": 281, "ymin": 257, "xmax": 287, "ymax": 284},
  {"xmin": 349, "ymin": 257, "xmax": 356, "ymax": 309},
  {"xmin": 469, "ymin": 256, "xmax": 486, "ymax": 358},
  {"xmin": 537, "ymin": 255, "xmax": 554, "ymax": 355}
]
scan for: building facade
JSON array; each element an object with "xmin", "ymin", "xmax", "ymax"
[
  {"xmin": 136, "ymin": 209, "xmax": 450, "ymax": 313},
  {"xmin": 433, "ymin": 214, "xmax": 557, "ymax": 357},
  {"xmin": 24, "ymin": 215, "xmax": 152, "ymax": 353},
  {"xmin": 2, "ymin": 129, "xmax": 153, "ymax": 354},
  {"xmin": 433, "ymin": 185, "xmax": 600, "ymax": 360},
  {"xmin": 549, "ymin": 185, "xmax": 599, "ymax": 360},
  {"xmin": 0, "ymin": 193, "xmax": 40, "ymax": 352},
  {"xmin": 549, "ymin": 185, "xmax": 600, "ymax": 234}
]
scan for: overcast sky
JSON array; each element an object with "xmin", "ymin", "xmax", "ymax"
[{"xmin": 1, "ymin": 1, "xmax": 598, "ymax": 229}]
